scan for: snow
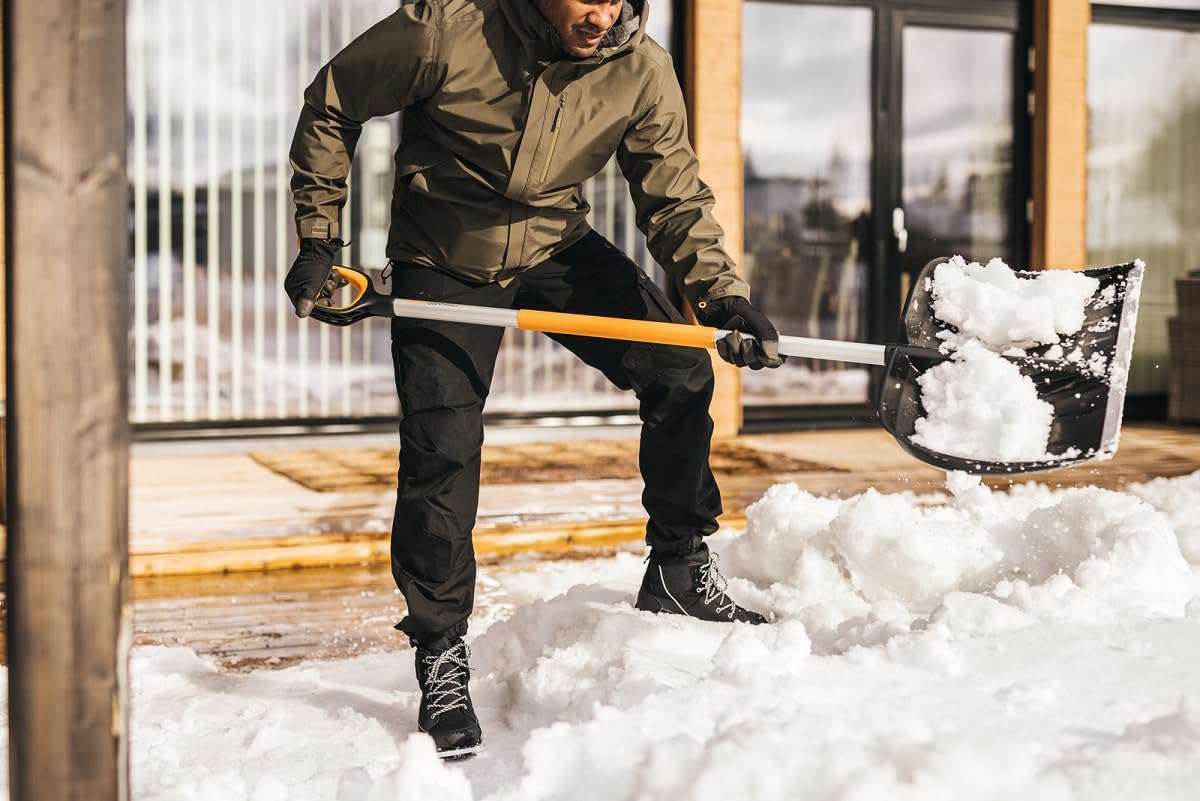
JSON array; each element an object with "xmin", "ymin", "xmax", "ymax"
[
  {"xmin": 1127, "ymin": 469, "xmax": 1200, "ymax": 564},
  {"xmin": 4, "ymin": 471, "xmax": 1199, "ymax": 800},
  {"xmin": 911, "ymin": 341, "xmax": 1055, "ymax": 462},
  {"xmin": 930, "ymin": 256, "xmax": 1100, "ymax": 351},
  {"xmin": 910, "ymin": 256, "xmax": 1114, "ymax": 463}
]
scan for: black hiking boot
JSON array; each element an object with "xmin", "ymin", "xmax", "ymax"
[
  {"xmin": 414, "ymin": 637, "xmax": 482, "ymax": 760},
  {"xmin": 635, "ymin": 543, "xmax": 768, "ymax": 624}
]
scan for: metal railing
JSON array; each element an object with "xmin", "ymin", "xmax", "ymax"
[{"xmin": 128, "ymin": 0, "xmax": 663, "ymax": 426}]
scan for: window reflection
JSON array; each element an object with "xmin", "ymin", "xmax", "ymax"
[
  {"xmin": 742, "ymin": 3, "xmax": 873, "ymax": 406},
  {"xmin": 901, "ymin": 27, "xmax": 1013, "ymax": 275},
  {"xmin": 1088, "ymin": 24, "xmax": 1200, "ymax": 396}
]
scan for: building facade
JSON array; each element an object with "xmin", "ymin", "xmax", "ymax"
[{"xmin": 6, "ymin": 0, "xmax": 1198, "ymax": 435}]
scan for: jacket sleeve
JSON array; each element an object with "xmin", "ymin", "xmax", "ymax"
[
  {"xmin": 616, "ymin": 57, "xmax": 749, "ymax": 311},
  {"xmin": 290, "ymin": 5, "xmax": 439, "ymax": 240}
]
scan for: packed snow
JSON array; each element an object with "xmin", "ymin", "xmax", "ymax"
[{"xmin": 4, "ymin": 470, "xmax": 1198, "ymax": 800}]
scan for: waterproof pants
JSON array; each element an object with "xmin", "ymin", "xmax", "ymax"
[{"xmin": 390, "ymin": 231, "xmax": 722, "ymax": 644}]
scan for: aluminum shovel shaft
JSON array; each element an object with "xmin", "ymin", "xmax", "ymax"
[{"xmin": 388, "ymin": 297, "xmax": 888, "ymax": 366}]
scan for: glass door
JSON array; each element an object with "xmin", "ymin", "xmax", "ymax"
[
  {"xmin": 893, "ymin": 21, "xmax": 1018, "ymax": 314},
  {"xmin": 741, "ymin": 3, "xmax": 875, "ymax": 408},
  {"xmin": 740, "ymin": 1, "xmax": 1023, "ymax": 420}
]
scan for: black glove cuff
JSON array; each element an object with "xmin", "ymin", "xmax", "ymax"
[
  {"xmin": 695, "ymin": 295, "xmax": 750, "ymax": 328},
  {"xmin": 298, "ymin": 237, "xmax": 345, "ymax": 262}
]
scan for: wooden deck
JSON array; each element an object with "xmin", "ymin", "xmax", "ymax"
[
  {"xmin": 117, "ymin": 423, "xmax": 1200, "ymax": 577},
  {"xmin": 1, "ymin": 423, "xmax": 1197, "ymax": 669}
]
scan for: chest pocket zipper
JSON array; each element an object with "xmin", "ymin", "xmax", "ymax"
[{"xmin": 538, "ymin": 96, "xmax": 567, "ymax": 183}]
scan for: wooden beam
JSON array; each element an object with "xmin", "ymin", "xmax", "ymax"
[
  {"xmin": 1031, "ymin": 0, "xmax": 1090, "ymax": 269},
  {"xmin": 4, "ymin": 1, "xmax": 131, "ymax": 799},
  {"xmin": 1, "ymin": 1, "xmax": 6, "ymax": 526},
  {"xmin": 682, "ymin": 0, "xmax": 744, "ymax": 436}
]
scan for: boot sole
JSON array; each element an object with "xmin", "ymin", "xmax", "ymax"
[{"xmin": 438, "ymin": 743, "xmax": 482, "ymax": 761}]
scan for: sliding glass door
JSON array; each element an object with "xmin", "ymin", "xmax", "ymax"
[{"xmin": 741, "ymin": 1, "xmax": 1023, "ymax": 418}]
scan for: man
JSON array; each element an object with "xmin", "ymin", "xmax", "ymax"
[{"xmin": 286, "ymin": 0, "xmax": 784, "ymax": 760}]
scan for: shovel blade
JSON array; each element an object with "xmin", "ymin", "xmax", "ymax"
[{"xmin": 878, "ymin": 258, "xmax": 1145, "ymax": 475}]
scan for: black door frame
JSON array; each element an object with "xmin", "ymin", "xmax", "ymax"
[
  {"xmin": 876, "ymin": 1, "xmax": 1028, "ymax": 342},
  {"xmin": 743, "ymin": 0, "xmax": 1031, "ymax": 431}
]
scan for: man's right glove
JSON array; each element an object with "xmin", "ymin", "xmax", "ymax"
[
  {"xmin": 284, "ymin": 237, "xmax": 344, "ymax": 318},
  {"xmin": 695, "ymin": 295, "xmax": 786, "ymax": 370}
]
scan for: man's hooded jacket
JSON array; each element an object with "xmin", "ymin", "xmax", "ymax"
[{"xmin": 289, "ymin": 0, "xmax": 749, "ymax": 308}]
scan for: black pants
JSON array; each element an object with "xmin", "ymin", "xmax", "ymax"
[{"xmin": 390, "ymin": 231, "xmax": 722, "ymax": 644}]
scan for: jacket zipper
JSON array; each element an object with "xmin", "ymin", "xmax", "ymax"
[{"xmin": 538, "ymin": 96, "xmax": 567, "ymax": 183}]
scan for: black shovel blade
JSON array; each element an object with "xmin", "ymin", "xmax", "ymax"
[{"xmin": 878, "ymin": 258, "xmax": 1145, "ymax": 475}]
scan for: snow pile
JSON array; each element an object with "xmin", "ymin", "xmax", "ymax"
[
  {"xmin": 1127, "ymin": 470, "xmax": 1200, "ymax": 564},
  {"xmin": 4, "ymin": 473, "xmax": 1200, "ymax": 800},
  {"xmin": 930, "ymin": 256, "xmax": 1099, "ymax": 350},
  {"xmin": 911, "ymin": 341, "xmax": 1054, "ymax": 462},
  {"xmin": 720, "ymin": 473, "xmax": 1196, "ymax": 637}
]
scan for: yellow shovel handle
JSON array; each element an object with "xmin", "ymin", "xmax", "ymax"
[{"xmin": 517, "ymin": 309, "xmax": 719, "ymax": 350}]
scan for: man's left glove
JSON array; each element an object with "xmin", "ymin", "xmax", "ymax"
[
  {"xmin": 284, "ymin": 237, "xmax": 344, "ymax": 318},
  {"xmin": 695, "ymin": 296, "xmax": 786, "ymax": 370}
]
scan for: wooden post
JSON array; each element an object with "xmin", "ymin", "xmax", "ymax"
[
  {"xmin": 1031, "ymin": 0, "xmax": 1090, "ymax": 269},
  {"xmin": 683, "ymin": 0, "xmax": 744, "ymax": 437},
  {"xmin": 1, "ymin": 0, "xmax": 7, "ymax": 524},
  {"xmin": 4, "ymin": 1, "xmax": 131, "ymax": 799}
]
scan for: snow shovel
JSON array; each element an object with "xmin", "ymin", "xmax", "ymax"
[
  {"xmin": 879, "ymin": 257, "xmax": 1144, "ymax": 474},
  {"xmin": 309, "ymin": 259, "xmax": 1143, "ymax": 475}
]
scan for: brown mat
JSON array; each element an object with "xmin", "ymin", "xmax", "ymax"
[{"xmin": 251, "ymin": 439, "xmax": 842, "ymax": 493}]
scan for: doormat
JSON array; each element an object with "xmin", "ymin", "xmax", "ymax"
[{"xmin": 251, "ymin": 439, "xmax": 842, "ymax": 493}]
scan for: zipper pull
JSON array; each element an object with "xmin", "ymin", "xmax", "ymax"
[{"xmin": 551, "ymin": 97, "xmax": 565, "ymax": 132}]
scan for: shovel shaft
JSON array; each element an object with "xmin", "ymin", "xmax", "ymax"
[
  {"xmin": 778, "ymin": 336, "xmax": 887, "ymax": 366},
  {"xmin": 391, "ymin": 298, "xmax": 888, "ymax": 366}
]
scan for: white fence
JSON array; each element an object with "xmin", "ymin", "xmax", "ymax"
[{"xmin": 128, "ymin": 0, "xmax": 663, "ymax": 425}]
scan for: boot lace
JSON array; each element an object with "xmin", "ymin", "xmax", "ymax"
[
  {"xmin": 422, "ymin": 642, "xmax": 472, "ymax": 721},
  {"xmin": 696, "ymin": 555, "xmax": 737, "ymax": 619}
]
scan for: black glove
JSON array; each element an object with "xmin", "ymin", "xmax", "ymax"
[
  {"xmin": 695, "ymin": 295, "xmax": 786, "ymax": 370},
  {"xmin": 284, "ymin": 237, "xmax": 344, "ymax": 318}
]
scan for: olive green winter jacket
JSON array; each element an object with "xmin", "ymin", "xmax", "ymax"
[{"xmin": 289, "ymin": 0, "xmax": 748, "ymax": 308}]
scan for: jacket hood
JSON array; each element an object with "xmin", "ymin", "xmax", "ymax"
[{"xmin": 599, "ymin": 0, "xmax": 643, "ymax": 51}]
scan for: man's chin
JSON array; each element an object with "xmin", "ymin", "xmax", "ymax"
[{"xmin": 565, "ymin": 43, "xmax": 601, "ymax": 58}]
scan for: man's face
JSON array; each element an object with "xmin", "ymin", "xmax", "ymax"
[{"xmin": 534, "ymin": 0, "xmax": 625, "ymax": 58}]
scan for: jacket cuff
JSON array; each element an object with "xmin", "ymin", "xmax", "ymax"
[
  {"xmin": 298, "ymin": 218, "xmax": 339, "ymax": 240},
  {"xmin": 694, "ymin": 284, "xmax": 749, "ymax": 312}
]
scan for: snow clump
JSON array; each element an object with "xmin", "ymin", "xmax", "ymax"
[
  {"xmin": 931, "ymin": 255, "xmax": 1100, "ymax": 350},
  {"xmin": 911, "ymin": 340, "xmax": 1054, "ymax": 462},
  {"xmin": 719, "ymin": 471, "xmax": 1197, "ymax": 636}
]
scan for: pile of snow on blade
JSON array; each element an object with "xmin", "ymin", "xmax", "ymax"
[{"xmin": 911, "ymin": 255, "xmax": 1100, "ymax": 462}]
